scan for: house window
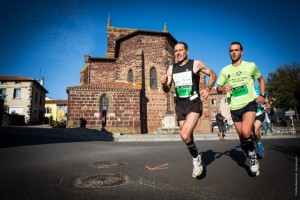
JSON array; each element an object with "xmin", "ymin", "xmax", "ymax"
[
  {"xmin": 211, "ymin": 99, "xmax": 217, "ymax": 106},
  {"xmin": 45, "ymin": 107, "xmax": 52, "ymax": 114},
  {"xmin": 13, "ymin": 88, "xmax": 21, "ymax": 99},
  {"xmin": 150, "ymin": 67, "xmax": 157, "ymax": 89},
  {"xmin": 127, "ymin": 69, "xmax": 133, "ymax": 82},
  {"xmin": 35, "ymin": 92, "xmax": 38, "ymax": 102},
  {"xmin": 100, "ymin": 94, "xmax": 108, "ymax": 112},
  {"xmin": 0, "ymin": 88, "xmax": 6, "ymax": 99},
  {"xmin": 40, "ymin": 95, "xmax": 43, "ymax": 105}
]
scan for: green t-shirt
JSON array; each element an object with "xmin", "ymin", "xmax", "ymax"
[{"xmin": 217, "ymin": 61, "xmax": 261, "ymax": 110}]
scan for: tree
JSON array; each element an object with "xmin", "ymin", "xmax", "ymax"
[{"xmin": 266, "ymin": 62, "xmax": 300, "ymax": 117}]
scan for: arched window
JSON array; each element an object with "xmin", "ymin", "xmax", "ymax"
[
  {"xmin": 100, "ymin": 94, "xmax": 108, "ymax": 112},
  {"xmin": 127, "ymin": 69, "xmax": 133, "ymax": 83},
  {"xmin": 150, "ymin": 67, "xmax": 157, "ymax": 89}
]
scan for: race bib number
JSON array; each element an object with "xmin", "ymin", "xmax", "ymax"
[
  {"xmin": 176, "ymin": 86, "xmax": 193, "ymax": 98},
  {"xmin": 231, "ymin": 85, "xmax": 249, "ymax": 98}
]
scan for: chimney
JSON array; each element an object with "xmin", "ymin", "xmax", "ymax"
[{"xmin": 39, "ymin": 77, "xmax": 44, "ymax": 86}]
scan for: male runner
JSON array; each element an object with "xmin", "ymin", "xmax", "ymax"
[{"xmin": 217, "ymin": 41, "xmax": 266, "ymax": 176}]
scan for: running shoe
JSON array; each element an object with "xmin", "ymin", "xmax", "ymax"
[
  {"xmin": 192, "ymin": 154, "xmax": 203, "ymax": 178},
  {"xmin": 249, "ymin": 154, "xmax": 259, "ymax": 175},
  {"xmin": 257, "ymin": 142, "xmax": 265, "ymax": 158}
]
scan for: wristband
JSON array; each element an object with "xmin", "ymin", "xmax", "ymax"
[{"xmin": 260, "ymin": 93, "xmax": 266, "ymax": 98}]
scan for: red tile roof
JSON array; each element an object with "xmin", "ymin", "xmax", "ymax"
[
  {"xmin": 45, "ymin": 100, "xmax": 67, "ymax": 105},
  {"xmin": 67, "ymin": 81, "xmax": 141, "ymax": 91},
  {"xmin": 0, "ymin": 75, "xmax": 34, "ymax": 81},
  {"xmin": 0, "ymin": 75, "xmax": 48, "ymax": 93}
]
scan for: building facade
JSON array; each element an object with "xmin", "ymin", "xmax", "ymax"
[
  {"xmin": 0, "ymin": 76, "xmax": 48, "ymax": 124},
  {"xmin": 209, "ymin": 90, "xmax": 232, "ymax": 128},
  {"xmin": 45, "ymin": 98, "xmax": 68, "ymax": 122},
  {"xmin": 67, "ymin": 19, "xmax": 227, "ymax": 134}
]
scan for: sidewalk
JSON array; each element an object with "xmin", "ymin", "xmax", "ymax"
[
  {"xmin": 1, "ymin": 125, "xmax": 299, "ymax": 142},
  {"xmin": 113, "ymin": 131, "xmax": 299, "ymax": 142}
]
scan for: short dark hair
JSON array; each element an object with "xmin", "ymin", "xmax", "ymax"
[
  {"xmin": 230, "ymin": 41, "xmax": 243, "ymax": 51},
  {"xmin": 175, "ymin": 41, "xmax": 188, "ymax": 50}
]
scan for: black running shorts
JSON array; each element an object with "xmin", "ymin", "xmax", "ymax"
[
  {"xmin": 175, "ymin": 99, "xmax": 203, "ymax": 121},
  {"xmin": 230, "ymin": 100, "xmax": 257, "ymax": 122}
]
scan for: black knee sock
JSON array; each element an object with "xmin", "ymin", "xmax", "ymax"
[{"xmin": 186, "ymin": 139, "xmax": 198, "ymax": 158}]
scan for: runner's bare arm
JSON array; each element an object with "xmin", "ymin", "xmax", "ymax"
[
  {"xmin": 257, "ymin": 75, "xmax": 266, "ymax": 104},
  {"xmin": 194, "ymin": 60, "xmax": 217, "ymax": 99},
  {"xmin": 161, "ymin": 64, "xmax": 173, "ymax": 93},
  {"xmin": 194, "ymin": 60, "xmax": 217, "ymax": 88}
]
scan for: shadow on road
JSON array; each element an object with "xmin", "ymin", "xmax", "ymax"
[
  {"xmin": 201, "ymin": 150, "xmax": 223, "ymax": 167},
  {"xmin": 0, "ymin": 126, "xmax": 114, "ymax": 148},
  {"xmin": 201, "ymin": 145, "xmax": 254, "ymax": 177},
  {"xmin": 271, "ymin": 145, "xmax": 300, "ymax": 157}
]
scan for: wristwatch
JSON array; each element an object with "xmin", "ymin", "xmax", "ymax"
[{"xmin": 260, "ymin": 93, "xmax": 266, "ymax": 98}]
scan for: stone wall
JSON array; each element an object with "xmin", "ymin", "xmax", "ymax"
[
  {"xmin": 116, "ymin": 34, "xmax": 176, "ymax": 133},
  {"xmin": 106, "ymin": 26, "xmax": 137, "ymax": 58},
  {"xmin": 67, "ymin": 89, "xmax": 141, "ymax": 134}
]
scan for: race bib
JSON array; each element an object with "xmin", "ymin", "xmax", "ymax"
[
  {"xmin": 173, "ymin": 71, "xmax": 192, "ymax": 87},
  {"xmin": 231, "ymin": 85, "xmax": 249, "ymax": 98},
  {"xmin": 173, "ymin": 71, "xmax": 193, "ymax": 98},
  {"xmin": 176, "ymin": 86, "xmax": 193, "ymax": 98}
]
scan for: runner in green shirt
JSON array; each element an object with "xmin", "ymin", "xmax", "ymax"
[{"xmin": 217, "ymin": 41, "xmax": 266, "ymax": 176}]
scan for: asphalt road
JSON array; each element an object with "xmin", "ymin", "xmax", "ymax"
[{"xmin": 0, "ymin": 133, "xmax": 299, "ymax": 200}]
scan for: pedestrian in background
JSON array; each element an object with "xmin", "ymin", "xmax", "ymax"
[
  {"xmin": 263, "ymin": 97, "xmax": 273, "ymax": 135},
  {"xmin": 216, "ymin": 110, "xmax": 225, "ymax": 140},
  {"xmin": 100, "ymin": 106, "xmax": 107, "ymax": 131}
]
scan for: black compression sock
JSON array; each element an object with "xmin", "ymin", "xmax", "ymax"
[
  {"xmin": 186, "ymin": 139, "xmax": 199, "ymax": 158},
  {"xmin": 245, "ymin": 136, "xmax": 255, "ymax": 153}
]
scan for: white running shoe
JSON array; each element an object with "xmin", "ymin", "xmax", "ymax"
[
  {"xmin": 192, "ymin": 155, "xmax": 203, "ymax": 178},
  {"xmin": 249, "ymin": 154, "xmax": 259, "ymax": 175}
]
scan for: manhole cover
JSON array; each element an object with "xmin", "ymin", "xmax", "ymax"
[
  {"xmin": 74, "ymin": 174, "xmax": 128, "ymax": 188},
  {"xmin": 92, "ymin": 161, "xmax": 127, "ymax": 168}
]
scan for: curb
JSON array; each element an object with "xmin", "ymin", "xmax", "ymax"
[
  {"xmin": 1, "ymin": 126, "xmax": 298, "ymax": 142},
  {"xmin": 112, "ymin": 132, "xmax": 298, "ymax": 142}
]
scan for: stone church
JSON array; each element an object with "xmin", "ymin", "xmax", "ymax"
[{"xmin": 67, "ymin": 18, "xmax": 228, "ymax": 134}]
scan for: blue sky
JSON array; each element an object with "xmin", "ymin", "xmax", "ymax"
[{"xmin": 1, "ymin": 0, "xmax": 299, "ymax": 100}]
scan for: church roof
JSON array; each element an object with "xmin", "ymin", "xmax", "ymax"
[
  {"xmin": 118, "ymin": 29, "xmax": 176, "ymax": 42},
  {"xmin": 67, "ymin": 81, "xmax": 141, "ymax": 92}
]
